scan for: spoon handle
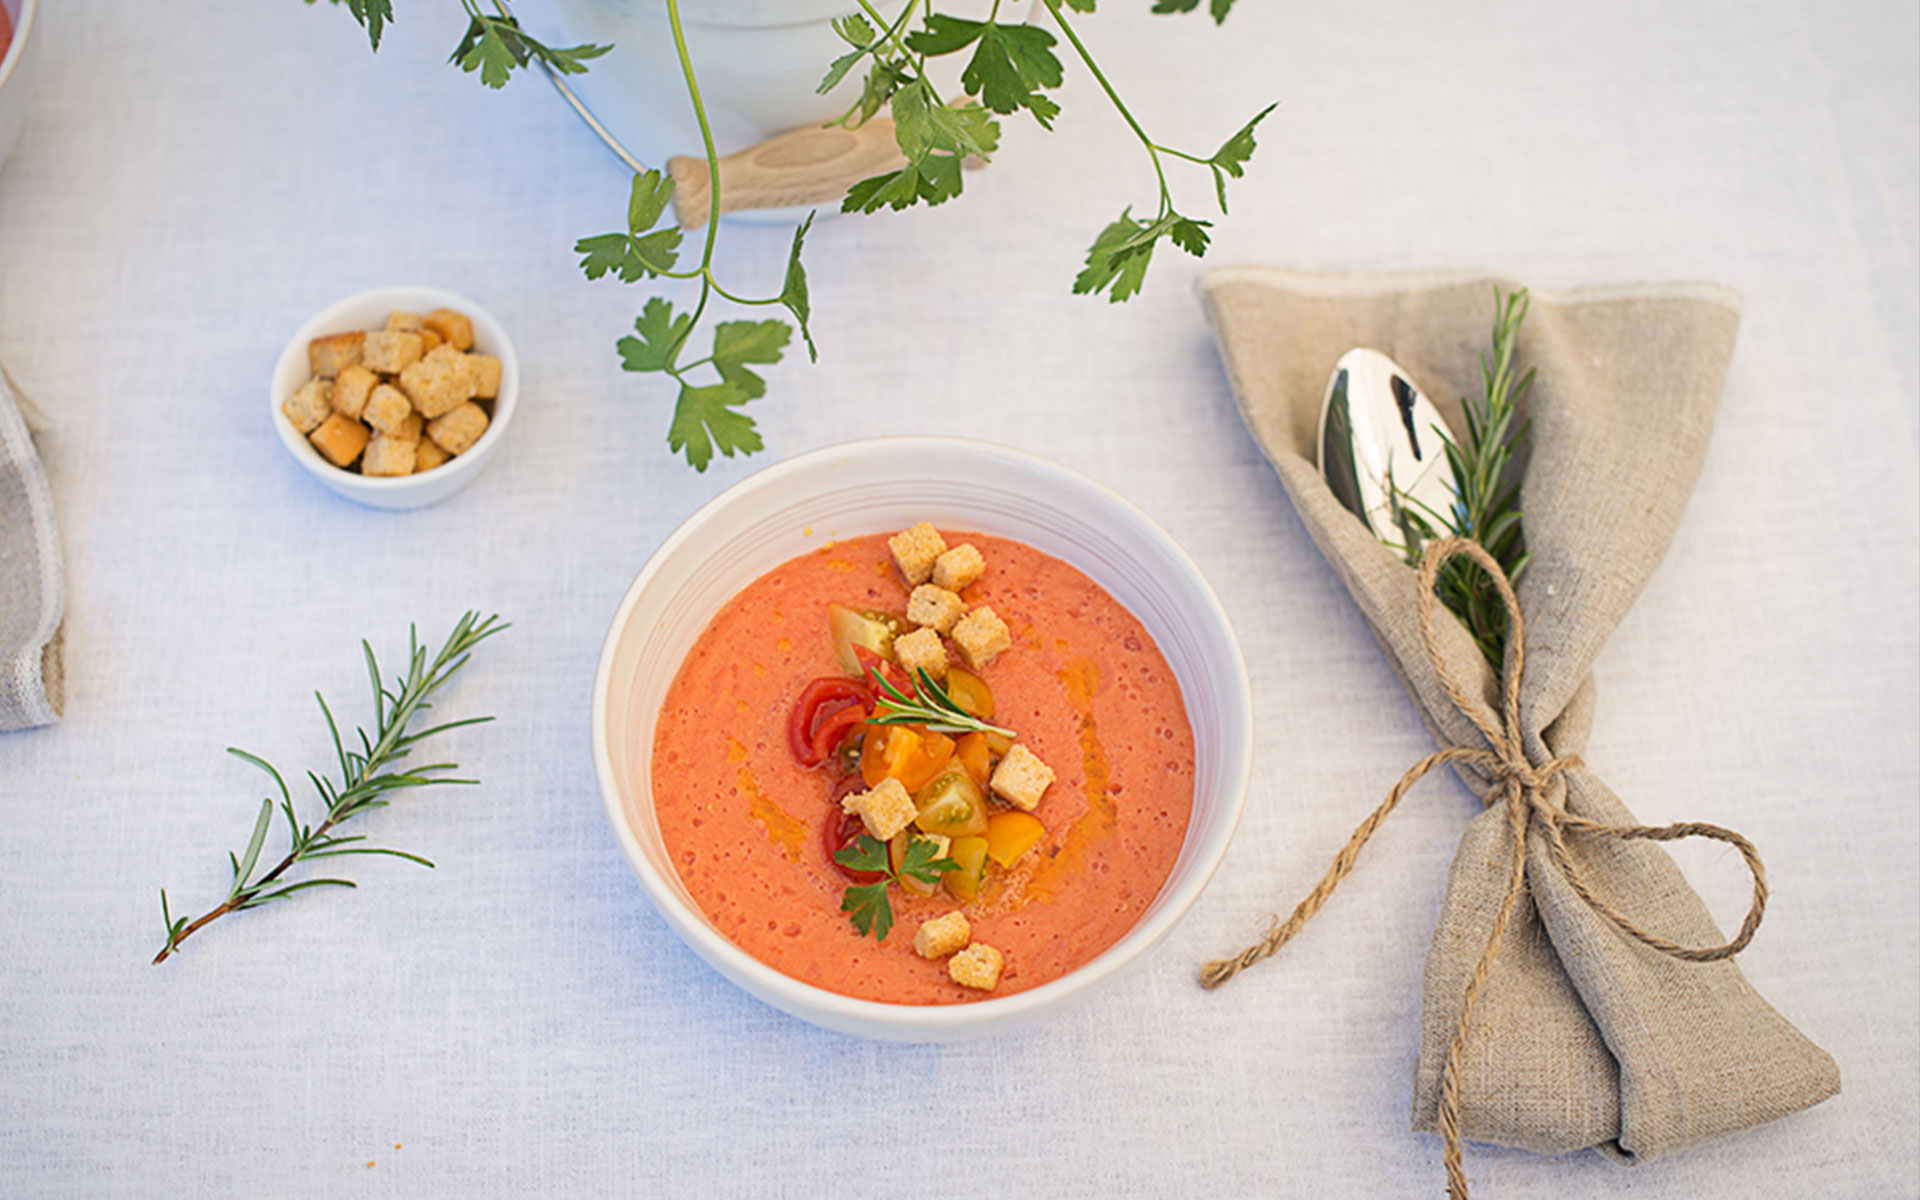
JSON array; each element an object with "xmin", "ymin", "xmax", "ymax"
[{"xmin": 667, "ymin": 120, "xmax": 907, "ymax": 229}]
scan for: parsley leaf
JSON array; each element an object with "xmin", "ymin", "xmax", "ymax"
[
  {"xmin": 841, "ymin": 880, "xmax": 894, "ymax": 940},
  {"xmin": 575, "ymin": 230, "xmax": 682, "ymax": 282},
  {"xmin": 616, "ymin": 298, "xmax": 691, "ymax": 374},
  {"xmin": 835, "ymin": 835, "xmax": 960, "ymax": 942},
  {"xmin": 890, "ymin": 81, "xmax": 998, "ymax": 161},
  {"xmin": 577, "ymin": 171, "xmax": 683, "ymax": 281},
  {"xmin": 780, "ymin": 213, "xmax": 818, "ymax": 362},
  {"xmin": 1169, "ymin": 215, "xmax": 1212, "ymax": 257},
  {"xmin": 1073, "ymin": 210, "xmax": 1158, "ymax": 303},
  {"xmin": 454, "ymin": 17, "xmax": 523, "ymax": 89},
  {"xmin": 710, "ymin": 320, "xmax": 791, "ymax": 400},
  {"xmin": 669, "ymin": 381, "xmax": 762, "ymax": 472},
  {"xmin": 818, "ymin": 13, "xmax": 877, "ymax": 95},
  {"xmin": 1150, "ymin": 0, "xmax": 1237, "ymax": 22},
  {"xmin": 1206, "ymin": 102, "xmax": 1277, "ymax": 212},
  {"xmin": 450, "ymin": 14, "xmax": 608, "ymax": 89},
  {"xmin": 962, "ymin": 23, "xmax": 1065, "ymax": 128},
  {"xmin": 897, "ymin": 836, "xmax": 958, "ymax": 888},
  {"xmin": 903, "ymin": 13, "xmax": 986, "ymax": 56},
  {"xmin": 323, "ymin": 0, "xmax": 394, "ymax": 52},
  {"xmin": 842, "ymin": 153, "xmax": 966, "ymax": 213},
  {"xmin": 627, "ymin": 168, "xmax": 675, "ymax": 232}
]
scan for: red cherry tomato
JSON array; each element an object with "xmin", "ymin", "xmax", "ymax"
[
  {"xmin": 822, "ymin": 776, "xmax": 884, "ymax": 884},
  {"xmin": 852, "ymin": 645, "xmax": 915, "ymax": 701},
  {"xmin": 787, "ymin": 677, "xmax": 874, "ymax": 767},
  {"xmin": 808, "ymin": 703, "xmax": 869, "ymax": 766}
]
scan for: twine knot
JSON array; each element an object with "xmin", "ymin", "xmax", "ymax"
[{"xmin": 1200, "ymin": 538, "xmax": 1769, "ymax": 1199}]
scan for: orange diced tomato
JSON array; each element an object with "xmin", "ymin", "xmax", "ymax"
[
  {"xmin": 954, "ymin": 732, "xmax": 993, "ymax": 790},
  {"xmin": 859, "ymin": 724, "xmax": 955, "ymax": 792},
  {"xmin": 985, "ymin": 811, "xmax": 1046, "ymax": 868}
]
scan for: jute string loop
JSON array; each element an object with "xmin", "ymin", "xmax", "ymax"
[{"xmin": 1200, "ymin": 537, "xmax": 1770, "ymax": 1199}]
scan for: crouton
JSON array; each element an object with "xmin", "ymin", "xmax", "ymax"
[
  {"xmin": 309, "ymin": 413, "xmax": 369, "ymax": 468},
  {"xmin": 392, "ymin": 410, "xmax": 424, "ymax": 443},
  {"xmin": 363, "ymin": 383, "xmax": 415, "ymax": 437},
  {"xmin": 281, "ymin": 378, "xmax": 332, "ymax": 433},
  {"xmin": 361, "ymin": 434, "xmax": 418, "ymax": 477},
  {"xmin": 951, "ymin": 606, "xmax": 1011, "ymax": 670},
  {"xmin": 398, "ymin": 344, "xmax": 475, "ymax": 418},
  {"xmin": 361, "ymin": 329, "xmax": 424, "ymax": 375},
  {"xmin": 466, "ymin": 352, "xmax": 502, "ymax": 400},
  {"xmin": 948, "ymin": 942, "xmax": 1004, "ymax": 991},
  {"xmin": 990, "ymin": 743, "xmax": 1055, "ymax": 812},
  {"xmin": 413, "ymin": 438, "xmax": 451, "ymax": 473},
  {"xmin": 888, "ymin": 522, "xmax": 946, "ymax": 585},
  {"xmin": 841, "ymin": 777, "xmax": 916, "ymax": 842},
  {"xmin": 418, "ymin": 327, "xmax": 444, "ymax": 354},
  {"xmin": 308, "ymin": 331, "xmax": 364, "ymax": 378},
  {"xmin": 932, "ymin": 543, "xmax": 985, "ymax": 592},
  {"xmin": 426, "ymin": 401, "xmax": 489, "ymax": 456},
  {"xmin": 330, "ymin": 364, "xmax": 378, "ymax": 420},
  {"xmin": 425, "ymin": 308, "xmax": 475, "ymax": 351},
  {"xmin": 893, "ymin": 627, "xmax": 948, "ymax": 682},
  {"xmin": 914, "ymin": 911, "xmax": 971, "ymax": 960},
  {"xmin": 906, "ymin": 584, "xmax": 967, "ymax": 636},
  {"xmin": 385, "ymin": 311, "xmax": 425, "ymax": 332}
]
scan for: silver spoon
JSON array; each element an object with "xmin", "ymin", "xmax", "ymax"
[{"xmin": 1316, "ymin": 347, "xmax": 1455, "ymax": 559}]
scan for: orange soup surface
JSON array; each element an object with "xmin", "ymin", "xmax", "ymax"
[{"xmin": 651, "ymin": 532, "xmax": 1195, "ymax": 1004}]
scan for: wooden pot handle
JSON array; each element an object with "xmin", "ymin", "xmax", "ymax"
[{"xmin": 667, "ymin": 120, "xmax": 906, "ymax": 229}]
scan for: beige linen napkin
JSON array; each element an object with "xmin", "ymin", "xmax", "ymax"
[
  {"xmin": 1199, "ymin": 267, "xmax": 1837, "ymax": 1163},
  {"xmin": 0, "ymin": 360, "xmax": 63, "ymax": 731}
]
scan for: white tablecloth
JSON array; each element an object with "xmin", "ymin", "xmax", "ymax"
[{"xmin": 1, "ymin": 1, "xmax": 1914, "ymax": 1195}]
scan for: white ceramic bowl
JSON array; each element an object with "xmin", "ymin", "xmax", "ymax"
[
  {"xmin": 269, "ymin": 286, "xmax": 519, "ymax": 510},
  {"xmin": 0, "ymin": 0, "xmax": 41, "ymax": 174},
  {"xmin": 592, "ymin": 437, "xmax": 1253, "ymax": 1041}
]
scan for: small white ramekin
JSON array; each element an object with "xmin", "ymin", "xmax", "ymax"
[
  {"xmin": 591, "ymin": 437, "xmax": 1253, "ymax": 1041},
  {"xmin": 269, "ymin": 285, "xmax": 519, "ymax": 510}
]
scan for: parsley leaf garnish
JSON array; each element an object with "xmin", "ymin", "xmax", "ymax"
[
  {"xmin": 1204, "ymin": 102, "xmax": 1277, "ymax": 212},
  {"xmin": 449, "ymin": 11, "xmax": 609, "ymax": 90},
  {"xmin": 668, "ymin": 383, "xmax": 761, "ymax": 473},
  {"xmin": 836, "ymin": 834, "xmax": 960, "ymax": 942}
]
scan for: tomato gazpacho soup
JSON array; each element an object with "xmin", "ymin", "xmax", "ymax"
[{"xmin": 651, "ymin": 524, "xmax": 1196, "ymax": 1004}]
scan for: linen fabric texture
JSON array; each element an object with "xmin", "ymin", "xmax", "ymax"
[
  {"xmin": 0, "ymin": 361, "xmax": 63, "ymax": 731},
  {"xmin": 1198, "ymin": 267, "xmax": 1838, "ymax": 1163}
]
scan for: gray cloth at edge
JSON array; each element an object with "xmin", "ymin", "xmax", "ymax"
[{"xmin": 0, "ymin": 360, "xmax": 63, "ymax": 731}]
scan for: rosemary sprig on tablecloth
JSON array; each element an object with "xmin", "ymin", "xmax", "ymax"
[
  {"xmin": 152, "ymin": 612, "xmax": 506, "ymax": 964},
  {"xmin": 1397, "ymin": 288, "xmax": 1534, "ymax": 665}
]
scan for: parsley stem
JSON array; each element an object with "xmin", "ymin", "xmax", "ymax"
[
  {"xmin": 1042, "ymin": 0, "xmax": 1172, "ymax": 210},
  {"xmin": 662, "ymin": 0, "xmax": 723, "ymax": 371}
]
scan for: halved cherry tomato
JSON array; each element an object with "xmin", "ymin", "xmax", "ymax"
[
  {"xmin": 788, "ymin": 677, "xmax": 874, "ymax": 766},
  {"xmin": 822, "ymin": 811, "xmax": 886, "ymax": 884},
  {"xmin": 853, "ymin": 644, "xmax": 915, "ymax": 701},
  {"xmin": 943, "ymin": 667, "xmax": 995, "ymax": 720},
  {"xmin": 807, "ymin": 703, "xmax": 869, "ymax": 767},
  {"xmin": 953, "ymin": 731, "xmax": 993, "ymax": 791},
  {"xmin": 859, "ymin": 723, "xmax": 955, "ymax": 791},
  {"xmin": 823, "ymin": 775, "xmax": 884, "ymax": 884}
]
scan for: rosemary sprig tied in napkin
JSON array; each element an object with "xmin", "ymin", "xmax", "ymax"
[{"xmin": 1197, "ymin": 268, "xmax": 1837, "ymax": 1184}]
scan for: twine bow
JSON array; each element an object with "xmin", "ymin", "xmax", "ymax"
[{"xmin": 1201, "ymin": 538, "xmax": 1769, "ymax": 1199}]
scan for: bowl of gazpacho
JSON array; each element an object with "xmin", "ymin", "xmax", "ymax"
[{"xmin": 592, "ymin": 437, "xmax": 1252, "ymax": 1040}]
